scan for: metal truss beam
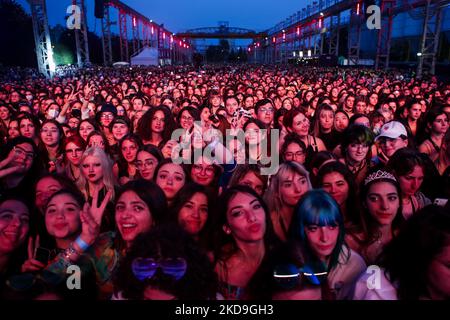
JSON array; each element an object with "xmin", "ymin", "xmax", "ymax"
[
  {"xmin": 375, "ymin": 0, "xmax": 395, "ymax": 70},
  {"xmin": 328, "ymin": 14, "xmax": 340, "ymax": 56},
  {"xmin": 101, "ymin": 4, "xmax": 113, "ymax": 66},
  {"xmin": 417, "ymin": 0, "xmax": 444, "ymax": 78},
  {"xmin": 72, "ymin": 0, "xmax": 90, "ymax": 67},
  {"xmin": 29, "ymin": 0, "xmax": 55, "ymax": 78},
  {"xmin": 119, "ymin": 9, "xmax": 129, "ymax": 61},
  {"xmin": 347, "ymin": 1, "xmax": 363, "ymax": 66}
]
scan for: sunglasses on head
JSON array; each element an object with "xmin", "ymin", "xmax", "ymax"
[
  {"xmin": 273, "ymin": 264, "xmax": 328, "ymax": 289},
  {"xmin": 131, "ymin": 257, "xmax": 187, "ymax": 281}
]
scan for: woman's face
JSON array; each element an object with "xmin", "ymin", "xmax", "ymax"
[
  {"xmin": 280, "ymin": 171, "xmax": 309, "ymax": 207},
  {"xmin": 12, "ymin": 142, "xmax": 35, "ymax": 173},
  {"xmin": 284, "ymin": 142, "xmax": 306, "ymax": 164},
  {"xmin": 178, "ymin": 192, "xmax": 208, "ymax": 236},
  {"xmin": 245, "ymin": 122, "xmax": 262, "ymax": 145},
  {"xmin": 40, "ymin": 122, "xmax": 60, "ymax": 147},
  {"xmin": 35, "ymin": 177, "xmax": 63, "ymax": 213},
  {"xmin": 79, "ymin": 121, "xmax": 95, "ymax": 141},
  {"xmin": 334, "ymin": 112, "xmax": 349, "ymax": 132},
  {"xmin": 112, "ymin": 123, "xmax": 129, "ymax": 141},
  {"xmin": 151, "ymin": 110, "xmax": 165, "ymax": 134},
  {"xmin": 427, "ymin": 244, "xmax": 450, "ymax": 299},
  {"xmin": 398, "ymin": 165, "xmax": 424, "ymax": 197},
  {"xmin": 0, "ymin": 106, "xmax": 10, "ymax": 121},
  {"xmin": 8, "ymin": 120, "xmax": 20, "ymax": 139},
  {"xmin": 19, "ymin": 119, "xmax": 36, "ymax": 139},
  {"xmin": 180, "ymin": 110, "xmax": 194, "ymax": 130},
  {"xmin": 0, "ymin": 200, "xmax": 29, "ymax": 254},
  {"xmin": 225, "ymin": 192, "xmax": 266, "ymax": 243},
  {"xmin": 238, "ymin": 171, "xmax": 264, "ymax": 196},
  {"xmin": 319, "ymin": 110, "xmax": 334, "ymax": 131},
  {"xmin": 100, "ymin": 112, "xmax": 114, "ymax": 127},
  {"xmin": 45, "ymin": 194, "xmax": 81, "ymax": 241},
  {"xmin": 162, "ymin": 99, "xmax": 173, "ymax": 109},
  {"xmin": 347, "ymin": 142, "xmax": 369, "ymax": 163},
  {"xmin": 115, "ymin": 190, "xmax": 153, "ymax": 243},
  {"xmin": 81, "ymin": 155, "xmax": 104, "ymax": 184},
  {"xmin": 191, "ymin": 157, "xmax": 215, "ymax": 186},
  {"xmin": 365, "ymin": 181, "xmax": 399, "ymax": 226},
  {"xmin": 200, "ymin": 108, "xmax": 210, "ymax": 124},
  {"xmin": 304, "ymin": 224, "xmax": 339, "ymax": 262},
  {"xmin": 292, "ymin": 113, "xmax": 310, "ymax": 137},
  {"xmin": 156, "ymin": 163, "xmax": 186, "ymax": 201},
  {"xmin": 65, "ymin": 142, "xmax": 83, "ymax": 166},
  {"xmin": 321, "ymin": 172, "xmax": 349, "ymax": 207},
  {"xmin": 431, "ymin": 114, "xmax": 449, "ymax": 135},
  {"xmin": 136, "ymin": 151, "xmax": 158, "ymax": 181},
  {"xmin": 121, "ymin": 139, "xmax": 138, "ymax": 163}
]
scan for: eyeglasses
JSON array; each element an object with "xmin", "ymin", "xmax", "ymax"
[
  {"xmin": 14, "ymin": 146, "xmax": 35, "ymax": 161},
  {"xmin": 136, "ymin": 159, "xmax": 155, "ymax": 169},
  {"xmin": 284, "ymin": 151, "xmax": 305, "ymax": 159},
  {"xmin": 181, "ymin": 115, "xmax": 194, "ymax": 122},
  {"xmin": 100, "ymin": 114, "xmax": 114, "ymax": 119},
  {"xmin": 273, "ymin": 264, "xmax": 328, "ymax": 289},
  {"xmin": 132, "ymin": 257, "xmax": 187, "ymax": 281},
  {"xmin": 192, "ymin": 164, "xmax": 215, "ymax": 176},
  {"xmin": 259, "ymin": 108, "xmax": 274, "ymax": 114}
]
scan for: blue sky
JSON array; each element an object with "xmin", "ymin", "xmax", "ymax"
[{"xmin": 17, "ymin": 0, "xmax": 310, "ymax": 34}]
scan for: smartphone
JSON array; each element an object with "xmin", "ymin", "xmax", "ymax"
[{"xmin": 34, "ymin": 247, "xmax": 51, "ymax": 264}]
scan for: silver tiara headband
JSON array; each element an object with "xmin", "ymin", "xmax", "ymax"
[{"xmin": 364, "ymin": 170, "xmax": 397, "ymax": 185}]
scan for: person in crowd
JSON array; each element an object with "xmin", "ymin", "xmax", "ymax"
[
  {"xmin": 346, "ymin": 170, "xmax": 404, "ymax": 265},
  {"xmin": 113, "ymin": 224, "xmax": 218, "ymax": 300},
  {"xmin": 212, "ymin": 186, "xmax": 278, "ymax": 300},
  {"xmin": 316, "ymin": 161, "xmax": 359, "ymax": 228},
  {"xmin": 354, "ymin": 204, "xmax": 450, "ymax": 300},
  {"xmin": 386, "ymin": 148, "xmax": 431, "ymax": 220},
  {"xmin": 135, "ymin": 145, "xmax": 163, "ymax": 181},
  {"xmin": 287, "ymin": 189, "xmax": 366, "ymax": 299},
  {"xmin": 265, "ymin": 162, "xmax": 312, "ymax": 242}
]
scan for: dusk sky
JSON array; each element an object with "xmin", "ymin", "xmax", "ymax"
[{"xmin": 17, "ymin": 0, "xmax": 310, "ymax": 33}]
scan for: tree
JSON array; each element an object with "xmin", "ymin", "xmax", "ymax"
[{"xmin": 0, "ymin": 0, "xmax": 36, "ymax": 67}]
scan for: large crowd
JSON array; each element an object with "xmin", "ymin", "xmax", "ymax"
[{"xmin": 0, "ymin": 64, "xmax": 449, "ymax": 300}]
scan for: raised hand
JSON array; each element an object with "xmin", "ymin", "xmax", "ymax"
[
  {"xmin": 21, "ymin": 236, "xmax": 46, "ymax": 273},
  {"xmin": 90, "ymin": 186, "xmax": 112, "ymax": 226}
]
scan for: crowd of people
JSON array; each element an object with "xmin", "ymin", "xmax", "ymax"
[{"xmin": 0, "ymin": 64, "xmax": 449, "ymax": 300}]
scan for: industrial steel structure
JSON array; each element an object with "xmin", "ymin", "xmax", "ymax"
[
  {"xmin": 247, "ymin": 0, "xmax": 449, "ymax": 78},
  {"xmin": 28, "ymin": 0, "xmax": 193, "ymax": 78},
  {"xmin": 27, "ymin": 0, "xmax": 448, "ymax": 78}
]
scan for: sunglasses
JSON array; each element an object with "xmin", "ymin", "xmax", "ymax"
[
  {"xmin": 131, "ymin": 257, "xmax": 187, "ymax": 281},
  {"xmin": 273, "ymin": 264, "xmax": 328, "ymax": 288}
]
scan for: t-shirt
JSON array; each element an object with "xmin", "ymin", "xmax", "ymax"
[
  {"xmin": 353, "ymin": 267, "xmax": 398, "ymax": 300},
  {"xmin": 328, "ymin": 246, "xmax": 367, "ymax": 300}
]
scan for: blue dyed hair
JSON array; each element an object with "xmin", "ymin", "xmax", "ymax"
[{"xmin": 289, "ymin": 189, "xmax": 347, "ymax": 270}]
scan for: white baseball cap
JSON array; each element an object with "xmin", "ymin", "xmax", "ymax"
[{"xmin": 375, "ymin": 121, "xmax": 408, "ymax": 141}]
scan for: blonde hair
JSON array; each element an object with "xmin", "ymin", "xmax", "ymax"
[
  {"xmin": 77, "ymin": 147, "xmax": 116, "ymax": 201},
  {"xmin": 264, "ymin": 161, "xmax": 312, "ymax": 213}
]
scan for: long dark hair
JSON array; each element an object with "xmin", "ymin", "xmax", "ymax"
[
  {"xmin": 212, "ymin": 185, "xmax": 277, "ymax": 264},
  {"xmin": 113, "ymin": 224, "xmax": 218, "ymax": 300},
  {"xmin": 168, "ymin": 183, "xmax": 212, "ymax": 249},
  {"xmin": 316, "ymin": 161, "xmax": 360, "ymax": 227},
  {"xmin": 379, "ymin": 205, "xmax": 450, "ymax": 300}
]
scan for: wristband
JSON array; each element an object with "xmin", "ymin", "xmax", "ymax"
[{"xmin": 75, "ymin": 236, "xmax": 90, "ymax": 252}]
